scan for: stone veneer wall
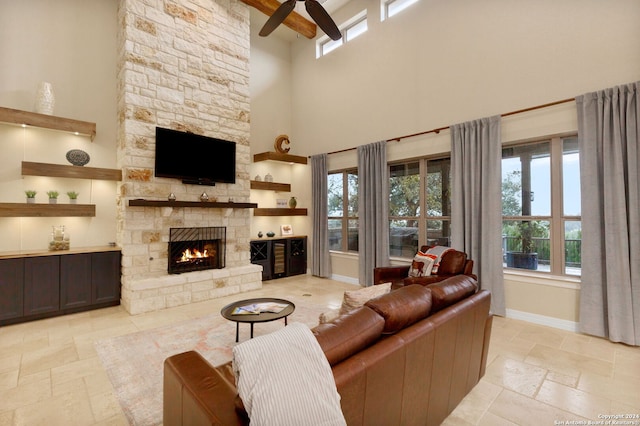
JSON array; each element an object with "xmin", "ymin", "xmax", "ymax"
[{"xmin": 116, "ymin": 0, "xmax": 261, "ymax": 314}]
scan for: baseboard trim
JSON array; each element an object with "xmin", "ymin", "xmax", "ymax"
[
  {"xmin": 330, "ymin": 274, "xmax": 360, "ymax": 286},
  {"xmin": 506, "ymin": 309, "xmax": 579, "ymax": 332}
]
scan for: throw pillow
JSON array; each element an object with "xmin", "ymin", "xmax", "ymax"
[
  {"xmin": 318, "ymin": 308, "xmax": 341, "ymax": 324},
  {"xmin": 408, "ymin": 251, "xmax": 435, "ymax": 277},
  {"xmin": 424, "ymin": 245, "xmax": 454, "ymax": 274},
  {"xmin": 232, "ymin": 323, "xmax": 346, "ymax": 426},
  {"xmin": 339, "ymin": 282, "xmax": 392, "ymax": 315}
]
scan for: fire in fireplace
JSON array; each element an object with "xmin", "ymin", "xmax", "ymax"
[{"xmin": 168, "ymin": 227, "xmax": 226, "ymax": 274}]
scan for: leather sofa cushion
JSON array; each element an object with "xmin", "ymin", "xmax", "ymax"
[
  {"xmin": 437, "ymin": 251, "xmax": 467, "ymax": 275},
  {"xmin": 427, "ymin": 275, "xmax": 478, "ymax": 313},
  {"xmin": 364, "ymin": 284, "xmax": 432, "ymax": 334},
  {"xmin": 313, "ymin": 306, "xmax": 385, "ymax": 366}
]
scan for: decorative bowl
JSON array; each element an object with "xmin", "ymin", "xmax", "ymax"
[{"xmin": 66, "ymin": 149, "xmax": 90, "ymax": 166}]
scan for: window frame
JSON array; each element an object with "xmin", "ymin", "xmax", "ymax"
[
  {"xmin": 327, "ymin": 169, "xmax": 358, "ymax": 253},
  {"xmin": 380, "ymin": 0, "xmax": 419, "ymax": 21},
  {"xmin": 502, "ymin": 135, "xmax": 581, "ymax": 276},
  {"xmin": 316, "ymin": 10, "xmax": 368, "ymax": 58},
  {"xmin": 388, "ymin": 155, "xmax": 452, "ymax": 257}
]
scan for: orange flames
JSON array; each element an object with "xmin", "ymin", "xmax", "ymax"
[{"xmin": 178, "ymin": 248, "xmax": 209, "ymax": 263}]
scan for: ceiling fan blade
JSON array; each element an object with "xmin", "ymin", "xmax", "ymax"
[
  {"xmin": 259, "ymin": 0, "xmax": 298, "ymax": 37},
  {"xmin": 305, "ymin": 0, "xmax": 341, "ymax": 40}
]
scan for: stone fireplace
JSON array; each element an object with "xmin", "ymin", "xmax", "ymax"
[{"xmin": 115, "ymin": 0, "xmax": 262, "ymax": 315}]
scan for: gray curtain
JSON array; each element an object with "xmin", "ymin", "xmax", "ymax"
[
  {"xmin": 451, "ymin": 116, "xmax": 506, "ymax": 316},
  {"xmin": 311, "ymin": 153, "xmax": 331, "ymax": 277},
  {"xmin": 358, "ymin": 141, "xmax": 390, "ymax": 286},
  {"xmin": 576, "ymin": 82, "xmax": 640, "ymax": 346}
]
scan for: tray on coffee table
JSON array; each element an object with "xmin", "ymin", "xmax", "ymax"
[{"xmin": 221, "ymin": 297, "xmax": 295, "ymax": 342}]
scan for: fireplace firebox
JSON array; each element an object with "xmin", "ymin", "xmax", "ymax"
[{"xmin": 168, "ymin": 227, "xmax": 225, "ymax": 274}]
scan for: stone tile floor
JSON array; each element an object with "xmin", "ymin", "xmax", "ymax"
[{"xmin": 0, "ymin": 275, "xmax": 638, "ymax": 425}]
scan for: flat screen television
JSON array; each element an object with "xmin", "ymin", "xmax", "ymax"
[{"xmin": 155, "ymin": 126, "xmax": 236, "ymax": 185}]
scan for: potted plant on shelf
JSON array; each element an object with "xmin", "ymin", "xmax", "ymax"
[
  {"xmin": 25, "ymin": 190, "xmax": 37, "ymax": 204},
  {"xmin": 505, "ymin": 221, "xmax": 539, "ymax": 270},
  {"xmin": 67, "ymin": 191, "xmax": 79, "ymax": 204},
  {"xmin": 46, "ymin": 190, "xmax": 59, "ymax": 204}
]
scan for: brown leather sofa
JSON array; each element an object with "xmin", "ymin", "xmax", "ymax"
[
  {"xmin": 163, "ymin": 275, "xmax": 493, "ymax": 426},
  {"xmin": 374, "ymin": 246, "xmax": 476, "ymax": 289}
]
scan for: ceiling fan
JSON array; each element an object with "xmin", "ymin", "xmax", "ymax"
[{"xmin": 259, "ymin": 0, "xmax": 342, "ymax": 41}]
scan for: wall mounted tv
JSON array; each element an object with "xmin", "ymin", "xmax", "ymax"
[{"xmin": 155, "ymin": 126, "xmax": 236, "ymax": 185}]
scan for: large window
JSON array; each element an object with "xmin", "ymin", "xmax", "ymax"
[
  {"xmin": 328, "ymin": 170, "xmax": 358, "ymax": 252},
  {"xmin": 501, "ymin": 136, "xmax": 581, "ymax": 275},
  {"xmin": 389, "ymin": 157, "xmax": 451, "ymax": 257}
]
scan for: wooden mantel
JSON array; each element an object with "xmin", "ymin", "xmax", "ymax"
[{"xmin": 240, "ymin": 0, "xmax": 317, "ymax": 39}]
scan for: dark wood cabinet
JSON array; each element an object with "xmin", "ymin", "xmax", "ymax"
[
  {"xmin": 60, "ymin": 253, "xmax": 92, "ymax": 310},
  {"xmin": 250, "ymin": 236, "xmax": 307, "ymax": 280},
  {"xmin": 250, "ymin": 240, "xmax": 271, "ymax": 281},
  {"xmin": 0, "ymin": 258, "xmax": 24, "ymax": 320},
  {"xmin": 24, "ymin": 256, "xmax": 60, "ymax": 316},
  {"xmin": 287, "ymin": 237, "xmax": 307, "ymax": 276},
  {"xmin": 0, "ymin": 248, "xmax": 121, "ymax": 326},
  {"xmin": 92, "ymin": 251, "xmax": 121, "ymax": 304}
]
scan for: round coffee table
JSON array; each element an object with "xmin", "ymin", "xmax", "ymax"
[{"xmin": 221, "ymin": 297, "xmax": 295, "ymax": 342}]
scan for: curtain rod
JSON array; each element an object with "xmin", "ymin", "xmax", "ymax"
[{"xmin": 318, "ymin": 97, "xmax": 575, "ymax": 157}]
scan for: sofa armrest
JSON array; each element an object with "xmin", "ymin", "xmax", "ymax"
[
  {"xmin": 373, "ymin": 265, "xmax": 410, "ymax": 285},
  {"xmin": 463, "ymin": 259, "xmax": 477, "ymax": 280},
  {"xmin": 164, "ymin": 351, "xmax": 247, "ymax": 426}
]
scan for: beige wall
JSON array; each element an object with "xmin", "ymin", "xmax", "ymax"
[{"xmin": 0, "ymin": 0, "xmax": 118, "ymax": 250}]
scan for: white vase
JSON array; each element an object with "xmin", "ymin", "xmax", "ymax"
[{"xmin": 35, "ymin": 81, "xmax": 55, "ymax": 115}]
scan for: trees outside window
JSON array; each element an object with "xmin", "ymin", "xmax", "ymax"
[
  {"xmin": 501, "ymin": 137, "xmax": 581, "ymax": 275},
  {"xmin": 388, "ymin": 157, "xmax": 451, "ymax": 257},
  {"xmin": 328, "ymin": 170, "xmax": 358, "ymax": 252},
  {"xmin": 328, "ymin": 135, "xmax": 580, "ymax": 278}
]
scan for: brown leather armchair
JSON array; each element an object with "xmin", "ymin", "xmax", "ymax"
[{"xmin": 374, "ymin": 246, "xmax": 476, "ymax": 289}]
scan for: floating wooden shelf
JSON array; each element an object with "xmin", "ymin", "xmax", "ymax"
[
  {"xmin": 0, "ymin": 203, "xmax": 96, "ymax": 217},
  {"xmin": 250, "ymin": 180, "xmax": 291, "ymax": 192},
  {"xmin": 22, "ymin": 161, "xmax": 122, "ymax": 181},
  {"xmin": 128, "ymin": 199, "xmax": 258, "ymax": 209},
  {"xmin": 0, "ymin": 106, "xmax": 96, "ymax": 140},
  {"xmin": 253, "ymin": 151, "xmax": 308, "ymax": 165},
  {"xmin": 253, "ymin": 208, "xmax": 307, "ymax": 216}
]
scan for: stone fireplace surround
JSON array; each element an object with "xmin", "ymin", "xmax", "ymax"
[{"xmin": 116, "ymin": 0, "xmax": 262, "ymax": 315}]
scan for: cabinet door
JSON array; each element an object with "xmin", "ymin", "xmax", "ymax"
[
  {"xmin": 0, "ymin": 258, "xmax": 24, "ymax": 320},
  {"xmin": 92, "ymin": 251, "xmax": 121, "ymax": 304},
  {"xmin": 60, "ymin": 253, "xmax": 92, "ymax": 310},
  {"xmin": 24, "ymin": 256, "xmax": 60, "ymax": 316},
  {"xmin": 250, "ymin": 240, "xmax": 272, "ymax": 280},
  {"xmin": 287, "ymin": 237, "xmax": 307, "ymax": 276}
]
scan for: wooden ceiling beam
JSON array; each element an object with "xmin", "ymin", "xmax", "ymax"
[{"xmin": 241, "ymin": 0, "xmax": 317, "ymax": 39}]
